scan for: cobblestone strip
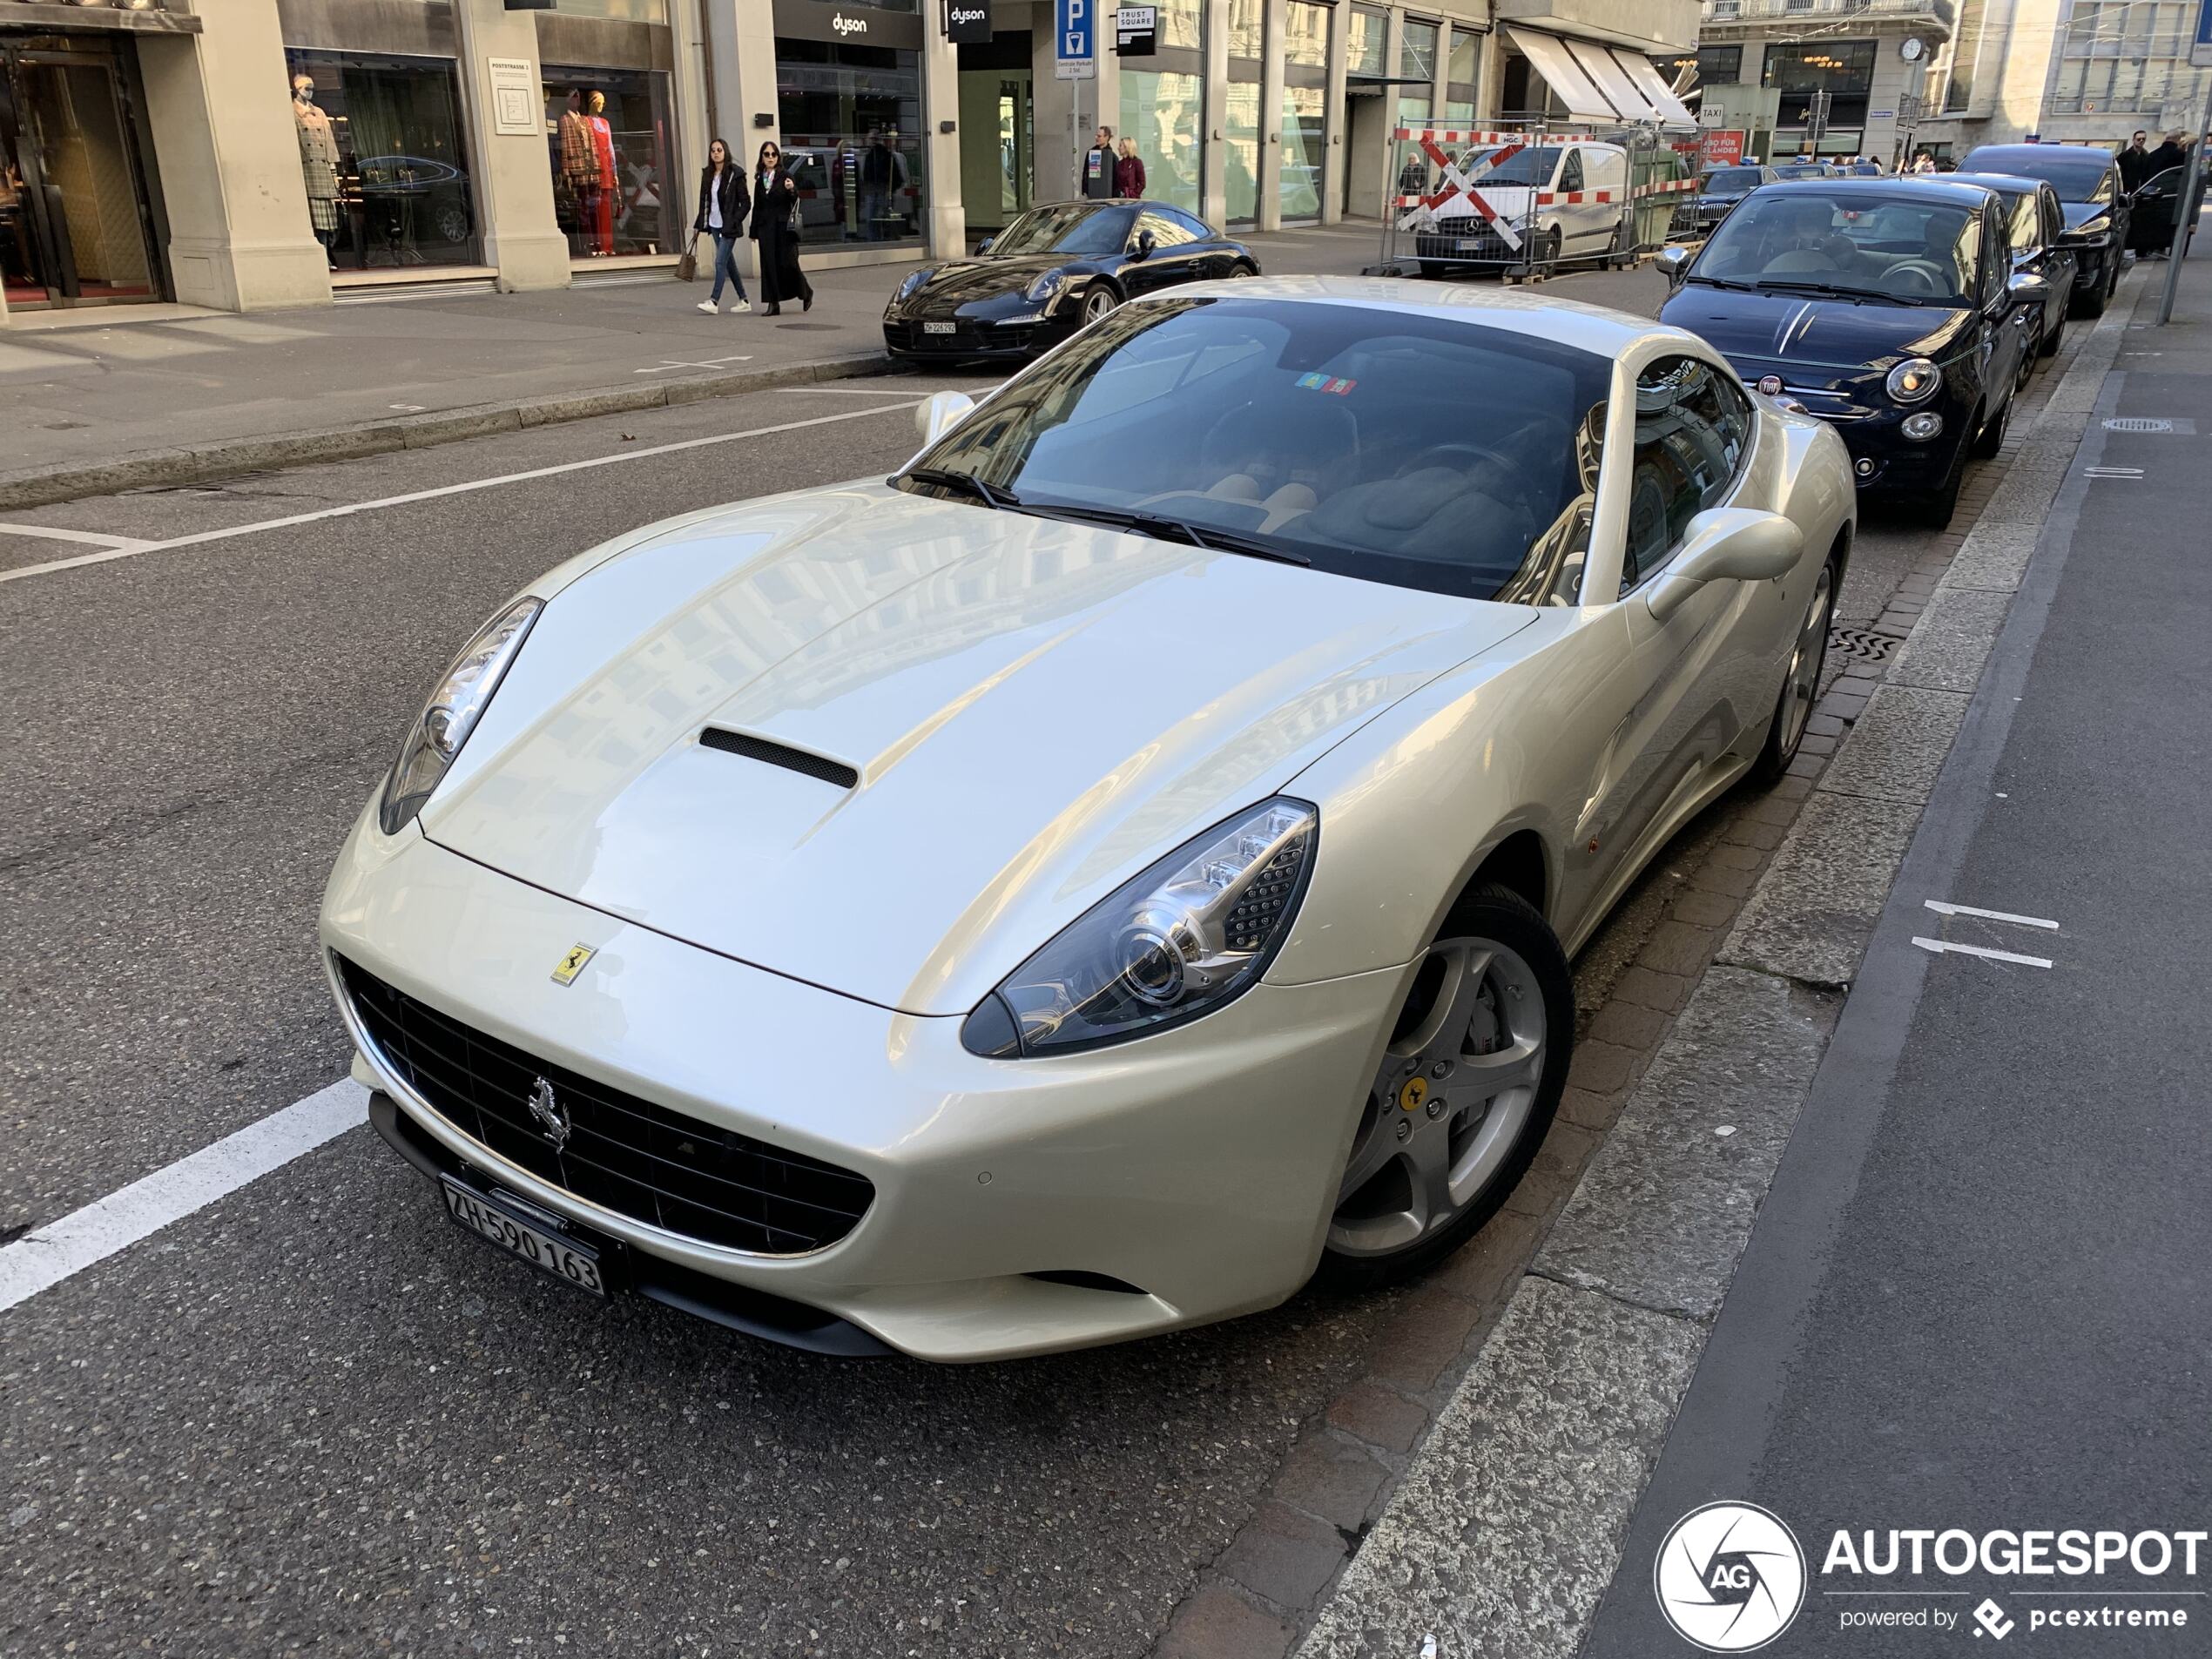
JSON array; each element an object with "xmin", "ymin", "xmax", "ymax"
[{"xmin": 1149, "ymin": 279, "xmax": 2147, "ymax": 1659}]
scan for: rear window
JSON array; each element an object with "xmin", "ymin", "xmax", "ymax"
[
  {"xmin": 1704, "ymin": 168, "xmax": 1762, "ymax": 191},
  {"xmin": 1969, "ymin": 148, "xmax": 2114, "ymax": 205}
]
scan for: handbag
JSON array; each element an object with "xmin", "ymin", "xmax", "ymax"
[{"xmin": 675, "ymin": 230, "xmax": 698, "ymax": 282}]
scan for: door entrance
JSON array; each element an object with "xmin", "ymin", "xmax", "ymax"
[
  {"xmin": 956, "ymin": 31, "xmax": 1032, "ymax": 239},
  {"xmin": 0, "ymin": 35, "xmax": 164, "ymax": 312}
]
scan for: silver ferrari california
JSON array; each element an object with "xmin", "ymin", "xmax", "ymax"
[{"xmin": 322, "ymin": 276, "xmax": 1854, "ymax": 1361}]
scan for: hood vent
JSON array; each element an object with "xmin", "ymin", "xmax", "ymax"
[{"xmin": 699, "ymin": 728, "xmax": 859, "ymax": 790}]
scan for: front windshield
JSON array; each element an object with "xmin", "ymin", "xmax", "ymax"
[
  {"xmin": 897, "ymin": 298, "xmax": 1612, "ymax": 604},
  {"xmin": 1703, "ymin": 168, "xmax": 1762, "ymax": 192},
  {"xmin": 1458, "ymin": 145, "xmax": 1561, "ymax": 185},
  {"xmin": 1693, "ymin": 192, "xmax": 1980, "ymax": 305},
  {"xmin": 990, "ymin": 204, "xmax": 1136, "ymax": 256}
]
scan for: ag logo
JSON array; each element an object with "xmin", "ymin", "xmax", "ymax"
[{"xmin": 1654, "ymin": 1501, "xmax": 1806, "ymax": 1652}]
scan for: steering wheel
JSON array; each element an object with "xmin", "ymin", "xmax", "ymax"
[
  {"xmin": 1399, "ymin": 442, "xmax": 1519, "ymax": 478},
  {"xmin": 1884, "ymin": 260, "xmax": 1946, "ymax": 296}
]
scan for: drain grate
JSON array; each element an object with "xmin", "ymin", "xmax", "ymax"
[{"xmin": 1829, "ymin": 625, "xmax": 1902, "ymax": 665}]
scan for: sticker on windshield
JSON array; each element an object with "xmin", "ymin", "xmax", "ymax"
[{"xmin": 1296, "ymin": 373, "xmax": 1357, "ymax": 395}]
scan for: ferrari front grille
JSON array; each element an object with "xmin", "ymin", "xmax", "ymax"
[{"xmin": 338, "ymin": 957, "xmax": 873, "ymax": 1255}]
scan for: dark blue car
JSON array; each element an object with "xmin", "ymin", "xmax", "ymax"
[{"xmin": 1658, "ymin": 177, "xmax": 2044, "ymax": 528}]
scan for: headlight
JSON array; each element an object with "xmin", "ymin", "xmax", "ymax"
[
  {"xmin": 1025, "ymin": 268, "xmax": 1069, "ymax": 306},
  {"xmin": 1885, "ymin": 357, "xmax": 1941, "ymax": 402},
  {"xmin": 378, "ymin": 596, "xmax": 543, "ymax": 835},
  {"xmin": 961, "ymin": 798, "xmax": 1318, "ymax": 1057},
  {"xmin": 894, "ymin": 268, "xmax": 931, "ymax": 302}
]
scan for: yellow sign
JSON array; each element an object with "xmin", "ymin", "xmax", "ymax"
[
  {"xmin": 551, "ymin": 944, "xmax": 597, "ymax": 986},
  {"xmin": 1398, "ymin": 1075, "xmax": 1429, "ymax": 1113}
]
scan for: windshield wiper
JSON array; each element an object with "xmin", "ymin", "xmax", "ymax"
[
  {"xmin": 1026, "ymin": 502, "xmax": 1313, "ymax": 566},
  {"xmin": 1687, "ymin": 274, "xmax": 1759, "ymax": 292},
  {"xmin": 1758, "ymin": 280, "xmax": 1946, "ymax": 307},
  {"xmin": 900, "ymin": 467, "xmax": 1022, "ymax": 509}
]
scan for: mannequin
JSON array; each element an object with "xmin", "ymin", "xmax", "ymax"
[
  {"xmin": 557, "ymin": 89, "xmax": 595, "ymax": 255},
  {"xmin": 292, "ymin": 73, "xmax": 341, "ymax": 264},
  {"xmin": 584, "ymin": 90, "xmax": 617, "ymax": 254}
]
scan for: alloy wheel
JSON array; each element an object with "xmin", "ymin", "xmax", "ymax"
[
  {"xmin": 1328, "ymin": 937, "xmax": 1547, "ymax": 1258},
  {"xmin": 1082, "ymin": 287, "xmax": 1117, "ymax": 321},
  {"xmin": 1779, "ymin": 563, "xmax": 1833, "ymax": 759}
]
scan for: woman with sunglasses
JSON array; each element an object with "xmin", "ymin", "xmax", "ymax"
[{"xmin": 748, "ymin": 140, "xmax": 813, "ymax": 316}]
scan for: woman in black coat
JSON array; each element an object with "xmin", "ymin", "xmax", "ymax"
[
  {"xmin": 748, "ymin": 139, "xmax": 813, "ymax": 315},
  {"xmin": 692, "ymin": 138, "xmax": 752, "ymax": 314}
]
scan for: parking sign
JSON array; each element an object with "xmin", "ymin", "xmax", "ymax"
[{"xmin": 1055, "ymin": 0, "xmax": 1096, "ymax": 78}]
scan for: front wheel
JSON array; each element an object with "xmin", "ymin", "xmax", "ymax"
[
  {"xmin": 1079, "ymin": 282, "xmax": 1118, "ymax": 323},
  {"xmin": 2040, "ymin": 310, "xmax": 2066, "ymax": 358},
  {"xmin": 1753, "ymin": 556, "xmax": 1834, "ymax": 782},
  {"xmin": 1317, "ymin": 884, "xmax": 1571, "ymax": 1291},
  {"xmin": 1972, "ymin": 388, "xmax": 2010, "ymax": 459},
  {"xmin": 1911, "ymin": 421, "xmax": 1973, "ymax": 529},
  {"xmin": 2071, "ymin": 268, "xmax": 2109, "ymax": 319}
]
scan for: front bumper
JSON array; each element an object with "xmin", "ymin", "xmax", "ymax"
[
  {"xmin": 882, "ymin": 307, "xmax": 1076, "ymax": 360},
  {"xmin": 321, "ymin": 806, "xmax": 1406, "ymax": 1362},
  {"xmin": 1740, "ymin": 373, "xmax": 1972, "ymax": 494}
]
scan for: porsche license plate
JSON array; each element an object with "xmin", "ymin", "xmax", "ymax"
[
  {"xmin": 922, "ymin": 320, "xmax": 958, "ymax": 335},
  {"xmin": 440, "ymin": 1178, "xmax": 605, "ymax": 1296}
]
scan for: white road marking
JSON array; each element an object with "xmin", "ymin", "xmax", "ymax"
[
  {"xmin": 1922, "ymin": 900, "xmax": 2060, "ymax": 930},
  {"xmin": 634, "ymin": 353, "xmax": 756, "ymax": 374},
  {"xmin": 0, "ymin": 522, "xmax": 155, "ymax": 551},
  {"xmin": 0, "ymin": 1081, "xmax": 368, "ymax": 1315},
  {"xmin": 0, "ymin": 400, "xmax": 922, "ymax": 587},
  {"xmin": 1911, "ymin": 937, "xmax": 2054, "ymax": 969},
  {"xmin": 2084, "ymin": 466, "xmax": 2145, "ymax": 479}
]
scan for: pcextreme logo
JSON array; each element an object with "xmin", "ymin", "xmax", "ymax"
[{"xmin": 1656, "ymin": 1501, "xmax": 1810, "ymax": 1652}]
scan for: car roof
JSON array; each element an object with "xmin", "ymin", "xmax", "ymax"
[
  {"xmin": 1141, "ymin": 273, "xmax": 1683, "ymax": 359},
  {"xmin": 1758, "ymin": 176, "xmax": 1998, "ymax": 206},
  {"xmin": 1946, "ymin": 171, "xmax": 2047, "ymax": 197},
  {"xmin": 1965, "ymin": 143, "xmax": 2116, "ymax": 173}
]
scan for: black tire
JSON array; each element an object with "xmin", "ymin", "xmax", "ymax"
[
  {"xmin": 2039, "ymin": 310, "xmax": 2066, "ymax": 358},
  {"xmin": 1912, "ymin": 422, "xmax": 1973, "ymax": 529},
  {"xmin": 1526, "ymin": 226, "xmax": 1561, "ymax": 278},
  {"xmin": 1752, "ymin": 555, "xmax": 1837, "ymax": 783},
  {"xmin": 1315, "ymin": 882, "xmax": 1572, "ymax": 1292},
  {"xmin": 1228, "ymin": 260, "xmax": 1259, "ymax": 279},
  {"xmin": 1972, "ymin": 389, "xmax": 2010, "ymax": 459},
  {"xmin": 1077, "ymin": 281, "xmax": 1119, "ymax": 323},
  {"xmin": 2071, "ymin": 268, "xmax": 2108, "ymax": 319}
]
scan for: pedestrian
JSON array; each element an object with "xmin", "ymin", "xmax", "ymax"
[
  {"xmin": 750, "ymin": 139, "xmax": 813, "ymax": 314},
  {"xmin": 692, "ymin": 137, "xmax": 752, "ymax": 315},
  {"xmin": 2119, "ymin": 129, "xmax": 2153, "ymax": 192},
  {"xmin": 1082, "ymin": 125, "xmax": 1117, "ymax": 200},
  {"xmin": 860, "ymin": 127, "xmax": 907, "ymax": 241},
  {"xmin": 1115, "ymin": 137, "xmax": 1146, "ymax": 200}
]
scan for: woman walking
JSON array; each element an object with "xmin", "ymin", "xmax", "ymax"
[
  {"xmin": 693, "ymin": 138, "xmax": 752, "ymax": 314},
  {"xmin": 1115, "ymin": 138, "xmax": 1146, "ymax": 200},
  {"xmin": 749, "ymin": 140, "xmax": 813, "ymax": 315}
]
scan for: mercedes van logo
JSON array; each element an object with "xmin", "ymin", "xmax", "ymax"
[{"xmin": 526, "ymin": 1076, "xmax": 570, "ymax": 1151}]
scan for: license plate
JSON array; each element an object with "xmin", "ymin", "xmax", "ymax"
[
  {"xmin": 922, "ymin": 320, "xmax": 957, "ymax": 335},
  {"xmin": 440, "ymin": 1177, "xmax": 605, "ymax": 1296}
]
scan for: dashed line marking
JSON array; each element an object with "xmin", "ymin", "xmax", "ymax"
[
  {"xmin": 1911, "ymin": 938, "xmax": 2054, "ymax": 969},
  {"xmin": 1922, "ymin": 900, "xmax": 2060, "ymax": 930}
]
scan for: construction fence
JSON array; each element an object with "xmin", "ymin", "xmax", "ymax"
[{"xmin": 1373, "ymin": 121, "xmax": 1702, "ymax": 281}]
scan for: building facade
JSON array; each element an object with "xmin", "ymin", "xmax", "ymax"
[
  {"xmin": 1921, "ymin": 0, "xmax": 2211, "ymax": 154},
  {"xmin": 1, "ymin": 0, "xmax": 1695, "ymax": 326},
  {"xmin": 1687, "ymin": 0, "xmax": 1954, "ymax": 167}
]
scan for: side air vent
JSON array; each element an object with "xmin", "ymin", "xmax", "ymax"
[{"xmin": 699, "ymin": 728, "xmax": 860, "ymax": 790}]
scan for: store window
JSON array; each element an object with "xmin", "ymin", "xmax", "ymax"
[
  {"xmin": 1226, "ymin": 82, "xmax": 1260, "ymax": 226},
  {"xmin": 544, "ymin": 66, "xmax": 671, "ymax": 258},
  {"xmin": 776, "ymin": 38, "xmax": 925, "ymax": 246},
  {"xmin": 1157, "ymin": 0, "xmax": 1203, "ymax": 51},
  {"xmin": 1285, "ymin": 1, "xmax": 1327, "ymax": 68},
  {"xmin": 1763, "ymin": 39, "xmax": 1875, "ymax": 132},
  {"xmin": 1118, "ymin": 69, "xmax": 1202, "ymax": 216},
  {"xmin": 1696, "ymin": 44, "xmax": 1743, "ymax": 85},
  {"xmin": 1349, "ymin": 6, "xmax": 1387, "ymax": 78},
  {"xmin": 1229, "ymin": 0, "xmax": 1264, "ymax": 61},
  {"xmin": 1445, "ymin": 25, "xmax": 1480, "ymax": 121},
  {"xmin": 1279, "ymin": 84, "xmax": 1325, "ymax": 221},
  {"xmin": 0, "ymin": 35, "xmax": 163, "ymax": 311},
  {"xmin": 552, "ymin": 0, "xmax": 669, "ymax": 17},
  {"xmin": 285, "ymin": 50, "xmax": 480, "ymax": 270}
]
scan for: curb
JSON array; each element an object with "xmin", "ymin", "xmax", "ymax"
[
  {"xmin": 1275, "ymin": 274, "xmax": 2149, "ymax": 1659},
  {"xmin": 0, "ymin": 350, "xmax": 899, "ymax": 513}
]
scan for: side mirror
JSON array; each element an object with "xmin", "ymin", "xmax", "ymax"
[
  {"xmin": 1645, "ymin": 508, "xmax": 1803, "ymax": 622},
  {"xmin": 2006, "ymin": 271, "xmax": 2052, "ymax": 310},
  {"xmin": 977, "ymin": 235, "xmax": 995, "ymax": 254},
  {"xmin": 1656, "ymin": 245, "xmax": 1692, "ymax": 289},
  {"xmin": 914, "ymin": 389, "xmax": 975, "ymax": 444},
  {"xmin": 1131, "ymin": 231, "xmax": 1156, "ymax": 261}
]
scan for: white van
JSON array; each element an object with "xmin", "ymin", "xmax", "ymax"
[{"xmin": 1411, "ymin": 140, "xmax": 1631, "ymax": 272}]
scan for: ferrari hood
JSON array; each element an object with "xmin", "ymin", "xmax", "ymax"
[
  {"xmin": 422, "ymin": 484, "xmax": 1535, "ymax": 1015},
  {"xmin": 1662, "ymin": 284, "xmax": 1970, "ymax": 388}
]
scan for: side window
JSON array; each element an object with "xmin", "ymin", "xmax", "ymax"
[
  {"xmin": 1560, "ymin": 149, "xmax": 1585, "ymax": 192},
  {"xmin": 2044, "ymin": 189, "xmax": 2064, "ymax": 247},
  {"xmin": 1166, "ymin": 207, "xmax": 1211, "ymax": 241},
  {"xmin": 1136, "ymin": 210, "xmax": 1197, "ymax": 249},
  {"xmin": 1622, "ymin": 356, "xmax": 1753, "ymax": 593}
]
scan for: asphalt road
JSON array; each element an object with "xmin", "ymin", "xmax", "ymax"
[{"xmin": 0, "ymin": 265, "xmax": 1963, "ymax": 1656}]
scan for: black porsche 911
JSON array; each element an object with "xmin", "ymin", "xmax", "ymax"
[{"xmin": 881, "ymin": 199, "xmax": 1259, "ymax": 361}]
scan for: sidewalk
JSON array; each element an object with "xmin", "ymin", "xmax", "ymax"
[{"xmin": 0, "ymin": 223, "xmax": 1394, "ymax": 509}]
